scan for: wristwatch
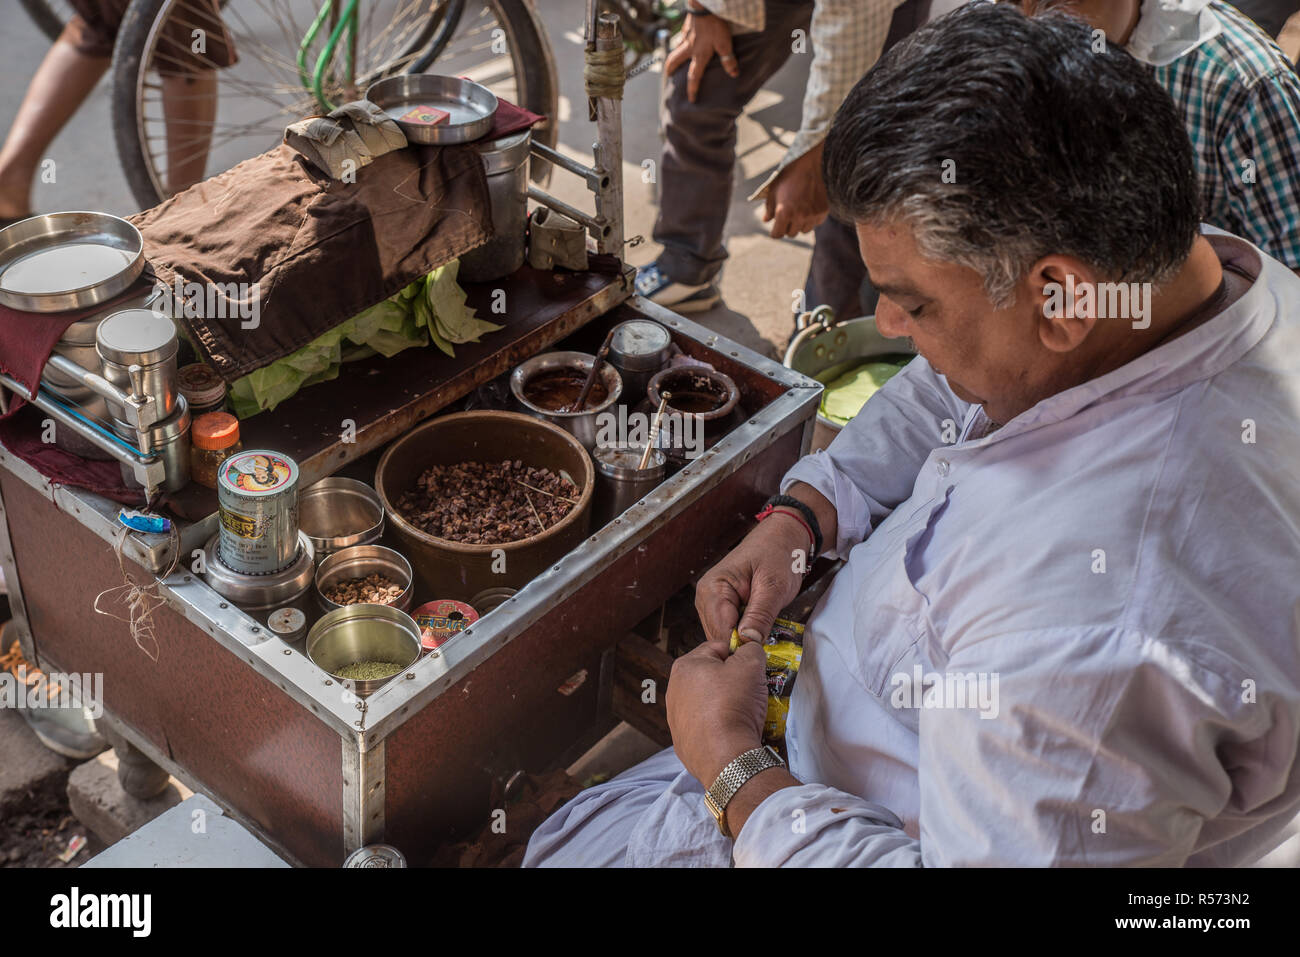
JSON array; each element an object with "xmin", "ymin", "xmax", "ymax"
[{"xmin": 704, "ymin": 745, "xmax": 785, "ymax": 839}]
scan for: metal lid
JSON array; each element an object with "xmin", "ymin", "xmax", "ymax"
[
  {"xmin": 267, "ymin": 606, "xmax": 307, "ymax": 639},
  {"xmin": 111, "ymin": 394, "xmax": 191, "ymax": 444},
  {"xmin": 594, "ymin": 443, "xmax": 666, "ymax": 481},
  {"xmin": 474, "ymin": 130, "xmax": 531, "ymax": 175},
  {"xmin": 95, "ymin": 308, "xmax": 178, "ymax": 366},
  {"xmin": 217, "ymin": 450, "xmax": 299, "ymax": 497},
  {"xmin": 344, "ymin": 845, "xmax": 407, "ymax": 868},
  {"xmin": 177, "ymin": 363, "xmax": 227, "ymax": 405},
  {"xmin": 609, "ymin": 320, "xmax": 671, "ymax": 373},
  {"xmin": 203, "ymin": 532, "xmax": 315, "ymax": 608},
  {"xmin": 469, "ymin": 586, "xmax": 517, "ymax": 614}
]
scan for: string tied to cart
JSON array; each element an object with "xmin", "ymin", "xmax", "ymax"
[{"xmin": 92, "ymin": 522, "xmax": 182, "ymax": 663}]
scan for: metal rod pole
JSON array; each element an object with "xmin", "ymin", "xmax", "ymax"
[
  {"xmin": 594, "ymin": 13, "xmax": 625, "ymax": 257},
  {"xmin": 528, "ymin": 185, "xmax": 608, "ymax": 237},
  {"xmin": 529, "ymin": 141, "xmax": 607, "ymax": 192}
]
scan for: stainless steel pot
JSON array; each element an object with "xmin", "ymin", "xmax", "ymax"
[
  {"xmin": 314, "ymin": 544, "xmax": 414, "ymax": 614},
  {"xmin": 201, "ymin": 532, "xmax": 316, "ymax": 623},
  {"xmin": 40, "ymin": 281, "xmax": 162, "ymax": 395},
  {"xmin": 592, "ymin": 444, "xmax": 666, "ymax": 528},
  {"xmin": 306, "ymin": 603, "xmax": 422, "ymax": 697},
  {"xmin": 0, "ymin": 212, "xmax": 145, "ymax": 312},
  {"xmin": 96, "ymin": 307, "xmax": 180, "ymax": 423},
  {"xmin": 608, "ymin": 320, "xmax": 672, "ymax": 408},
  {"xmin": 783, "ymin": 307, "xmax": 917, "ymax": 452},
  {"xmin": 510, "ymin": 350, "xmax": 623, "ymax": 451},
  {"xmin": 298, "ymin": 477, "xmax": 385, "ymax": 561},
  {"xmin": 111, "ymin": 395, "xmax": 191, "ymax": 492},
  {"xmin": 458, "ymin": 130, "xmax": 531, "ymax": 283}
]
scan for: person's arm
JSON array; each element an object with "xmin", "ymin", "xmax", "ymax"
[
  {"xmin": 753, "ymin": 0, "xmax": 906, "ymax": 235},
  {"xmin": 718, "ymin": 625, "xmax": 1275, "ymax": 866},
  {"xmin": 695, "ymin": 356, "xmax": 969, "ymax": 644},
  {"xmin": 1216, "ymin": 68, "xmax": 1300, "ymax": 270}
]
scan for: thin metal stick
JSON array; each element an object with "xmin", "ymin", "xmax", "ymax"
[
  {"xmin": 639, "ymin": 391, "xmax": 671, "ymax": 470},
  {"xmin": 515, "ymin": 480, "xmax": 577, "ymax": 505},
  {"xmin": 520, "ymin": 486, "xmax": 547, "ymax": 532}
]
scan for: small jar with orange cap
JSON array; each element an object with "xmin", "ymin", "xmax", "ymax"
[{"xmin": 190, "ymin": 412, "xmax": 243, "ymax": 489}]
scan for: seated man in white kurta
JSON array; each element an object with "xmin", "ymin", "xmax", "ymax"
[{"xmin": 523, "ymin": 3, "xmax": 1300, "ymax": 867}]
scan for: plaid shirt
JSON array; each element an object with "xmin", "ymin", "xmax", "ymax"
[
  {"xmin": 1136, "ymin": 0, "xmax": 1300, "ymax": 267},
  {"xmin": 698, "ymin": 0, "xmax": 906, "ymax": 198}
]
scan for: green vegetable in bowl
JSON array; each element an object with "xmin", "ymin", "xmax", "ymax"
[{"xmin": 819, "ymin": 359, "xmax": 909, "ymax": 426}]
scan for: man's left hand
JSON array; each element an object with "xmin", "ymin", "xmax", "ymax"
[
  {"xmin": 666, "ymin": 637, "xmax": 768, "ymax": 787},
  {"xmin": 763, "ymin": 142, "xmax": 829, "ymax": 239}
]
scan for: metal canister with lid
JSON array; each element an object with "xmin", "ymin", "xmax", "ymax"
[
  {"xmin": 592, "ymin": 443, "xmax": 667, "ymax": 528},
  {"xmin": 343, "ymin": 845, "xmax": 406, "ymax": 868},
  {"xmin": 217, "ymin": 449, "xmax": 301, "ymax": 575},
  {"xmin": 608, "ymin": 320, "xmax": 672, "ymax": 407},
  {"xmin": 177, "ymin": 362, "xmax": 228, "ymax": 416},
  {"xmin": 111, "ymin": 395, "xmax": 192, "ymax": 493},
  {"xmin": 95, "ymin": 308, "xmax": 179, "ymax": 423}
]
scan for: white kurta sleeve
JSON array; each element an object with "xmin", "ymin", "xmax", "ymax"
[
  {"xmin": 732, "ymin": 625, "xmax": 1283, "ymax": 867},
  {"xmin": 781, "ymin": 356, "xmax": 969, "ymax": 557}
]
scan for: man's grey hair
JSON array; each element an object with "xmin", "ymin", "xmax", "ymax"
[{"xmin": 823, "ymin": 3, "xmax": 1201, "ymax": 307}]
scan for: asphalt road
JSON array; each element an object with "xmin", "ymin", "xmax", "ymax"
[{"xmin": 0, "ymin": 0, "xmax": 814, "ymax": 358}]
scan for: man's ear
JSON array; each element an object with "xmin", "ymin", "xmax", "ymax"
[{"xmin": 1026, "ymin": 255, "xmax": 1103, "ymax": 353}]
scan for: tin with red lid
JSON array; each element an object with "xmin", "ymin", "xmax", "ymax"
[{"xmin": 413, "ymin": 599, "xmax": 478, "ymax": 651}]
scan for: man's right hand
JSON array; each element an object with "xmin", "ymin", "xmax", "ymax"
[
  {"xmin": 695, "ymin": 515, "xmax": 809, "ymax": 646},
  {"xmin": 665, "ymin": 6, "xmax": 740, "ymax": 104}
]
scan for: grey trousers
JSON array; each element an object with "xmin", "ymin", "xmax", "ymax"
[
  {"xmin": 653, "ymin": 0, "xmax": 815, "ymax": 287},
  {"xmin": 654, "ymin": 0, "xmax": 930, "ymax": 322}
]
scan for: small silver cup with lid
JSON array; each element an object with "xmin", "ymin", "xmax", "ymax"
[
  {"xmin": 608, "ymin": 320, "xmax": 672, "ymax": 407},
  {"xmin": 592, "ymin": 443, "xmax": 667, "ymax": 528},
  {"xmin": 111, "ymin": 394, "xmax": 192, "ymax": 493},
  {"xmin": 95, "ymin": 307, "xmax": 179, "ymax": 424}
]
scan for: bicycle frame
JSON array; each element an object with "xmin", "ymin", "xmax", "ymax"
[{"xmin": 296, "ymin": 0, "xmax": 469, "ymax": 111}]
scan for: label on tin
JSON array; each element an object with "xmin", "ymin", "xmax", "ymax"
[
  {"xmin": 217, "ymin": 449, "xmax": 300, "ymax": 574},
  {"xmin": 414, "ymin": 600, "xmax": 479, "ymax": 651},
  {"xmin": 220, "ymin": 451, "xmax": 296, "ymax": 494}
]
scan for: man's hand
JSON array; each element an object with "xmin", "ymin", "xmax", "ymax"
[
  {"xmin": 666, "ymin": 638, "xmax": 767, "ymax": 787},
  {"xmin": 695, "ymin": 513, "xmax": 808, "ymax": 646},
  {"xmin": 763, "ymin": 142, "xmax": 829, "ymax": 239},
  {"xmin": 665, "ymin": 6, "xmax": 740, "ymax": 103}
]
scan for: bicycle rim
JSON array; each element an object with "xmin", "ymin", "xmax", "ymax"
[{"xmin": 126, "ymin": 0, "xmax": 535, "ymax": 205}]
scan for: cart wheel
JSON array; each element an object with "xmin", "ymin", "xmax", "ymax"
[{"xmin": 111, "ymin": 0, "xmax": 559, "ymax": 211}]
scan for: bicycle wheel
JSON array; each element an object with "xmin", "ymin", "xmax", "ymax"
[
  {"xmin": 18, "ymin": 0, "xmax": 79, "ymax": 43},
  {"xmin": 111, "ymin": 0, "xmax": 556, "ymax": 210}
]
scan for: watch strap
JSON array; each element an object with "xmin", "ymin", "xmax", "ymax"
[{"xmin": 704, "ymin": 745, "xmax": 785, "ymax": 838}]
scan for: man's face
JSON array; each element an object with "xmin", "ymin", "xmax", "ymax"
[{"xmin": 857, "ymin": 220, "xmax": 1051, "ymax": 424}]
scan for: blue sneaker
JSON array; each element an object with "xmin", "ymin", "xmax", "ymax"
[{"xmin": 635, "ymin": 261, "xmax": 721, "ymax": 314}]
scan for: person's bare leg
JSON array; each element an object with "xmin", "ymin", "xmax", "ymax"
[
  {"xmin": 161, "ymin": 70, "xmax": 217, "ymax": 194},
  {"xmin": 0, "ymin": 41, "xmax": 110, "ymax": 218}
]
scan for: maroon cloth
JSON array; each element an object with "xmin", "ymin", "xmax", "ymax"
[
  {"xmin": 487, "ymin": 99, "xmax": 545, "ymax": 139},
  {"xmin": 0, "ymin": 405, "xmax": 144, "ymax": 505},
  {"xmin": 0, "ymin": 283, "xmax": 149, "ymax": 396}
]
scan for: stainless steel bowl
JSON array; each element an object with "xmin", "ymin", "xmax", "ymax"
[
  {"xmin": 306, "ymin": 603, "xmax": 422, "ymax": 697},
  {"xmin": 364, "ymin": 74, "xmax": 498, "ymax": 145},
  {"xmin": 298, "ymin": 477, "xmax": 385, "ymax": 561},
  {"xmin": 510, "ymin": 351, "xmax": 623, "ymax": 451},
  {"xmin": 201, "ymin": 532, "xmax": 316, "ymax": 619},
  {"xmin": 783, "ymin": 310, "xmax": 917, "ymax": 451},
  {"xmin": 0, "ymin": 212, "xmax": 145, "ymax": 312},
  {"xmin": 314, "ymin": 544, "xmax": 414, "ymax": 614}
]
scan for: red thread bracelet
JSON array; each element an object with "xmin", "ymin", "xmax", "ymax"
[{"xmin": 755, "ymin": 504, "xmax": 815, "ymax": 554}]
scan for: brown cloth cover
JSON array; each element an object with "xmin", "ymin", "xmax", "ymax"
[{"xmin": 129, "ymin": 142, "xmax": 492, "ymax": 383}]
